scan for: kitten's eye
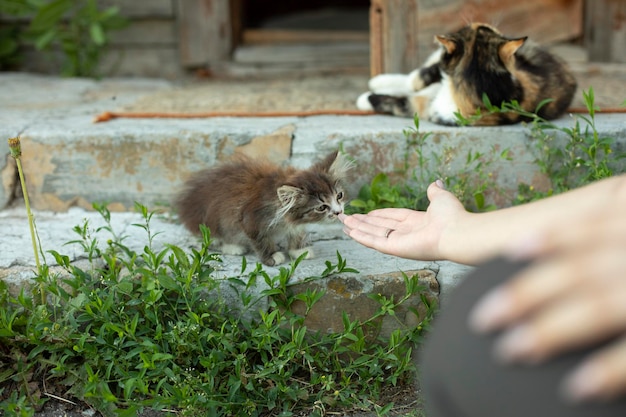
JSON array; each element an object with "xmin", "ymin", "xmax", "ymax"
[
  {"xmin": 315, "ymin": 204, "xmax": 329, "ymax": 213},
  {"xmin": 337, "ymin": 191, "xmax": 344, "ymax": 201}
]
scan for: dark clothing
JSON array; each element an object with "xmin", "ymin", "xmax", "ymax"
[{"xmin": 420, "ymin": 258, "xmax": 626, "ymax": 417}]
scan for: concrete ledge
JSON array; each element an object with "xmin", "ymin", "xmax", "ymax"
[
  {"xmin": 1, "ymin": 73, "xmax": 625, "ymax": 331},
  {"xmin": 0, "ymin": 206, "xmax": 472, "ymax": 334},
  {"xmin": 2, "ymin": 73, "xmax": 625, "ymax": 213}
]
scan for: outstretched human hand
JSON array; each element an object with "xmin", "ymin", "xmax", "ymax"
[
  {"xmin": 339, "ymin": 180, "xmax": 468, "ymax": 261},
  {"xmin": 469, "ymin": 201, "xmax": 626, "ymax": 403}
]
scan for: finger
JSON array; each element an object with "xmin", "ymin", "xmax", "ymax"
[
  {"xmin": 469, "ymin": 253, "xmax": 587, "ymax": 333},
  {"xmin": 341, "ymin": 213, "xmax": 402, "ymax": 237},
  {"xmin": 493, "ymin": 284, "xmax": 626, "ymax": 364},
  {"xmin": 470, "ymin": 245, "xmax": 626, "ymax": 333},
  {"xmin": 346, "ymin": 227, "xmax": 390, "ymax": 251},
  {"xmin": 510, "ymin": 210, "xmax": 626, "ymax": 260},
  {"xmin": 365, "ymin": 207, "xmax": 415, "ymax": 221},
  {"xmin": 563, "ymin": 335, "xmax": 626, "ymax": 403}
]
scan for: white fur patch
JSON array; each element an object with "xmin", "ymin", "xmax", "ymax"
[
  {"xmin": 429, "ymin": 76, "xmax": 459, "ymax": 124},
  {"xmin": 368, "ymin": 74, "xmax": 413, "ymax": 95},
  {"xmin": 289, "ymin": 247, "xmax": 314, "ymax": 260},
  {"xmin": 356, "ymin": 92, "xmax": 374, "ymax": 110},
  {"xmin": 407, "ymin": 69, "xmax": 424, "ymax": 91},
  {"xmin": 423, "ymin": 48, "xmax": 444, "ymax": 67},
  {"xmin": 220, "ymin": 243, "xmax": 247, "ymax": 256},
  {"xmin": 271, "ymin": 251, "xmax": 287, "ymax": 265}
]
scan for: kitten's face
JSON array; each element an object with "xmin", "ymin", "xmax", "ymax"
[
  {"xmin": 298, "ymin": 183, "xmax": 346, "ymax": 223},
  {"xmin": 278, "ymin": 176, "xmax": 346, "ymax": 225},
  {"xmin": 276, "ymin": 151, "xmax": 351, "ymax": 225}
]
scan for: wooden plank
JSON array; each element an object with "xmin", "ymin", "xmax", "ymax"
[
  {"xmin": 415, "ymin": 0, "xmax": 583, "ymax": 62},
  {"xmin": 108, "ymin": 20, "xmax": 176, "ymax": 46},
  {"xmin": 99, "ymin": 47, "xmax": 182, "ymax": 78},
  {"xmin": 242, "ymin": 29, "xmax": 369, "ymax": 44},
  {"xmin": 177, "ymin": 0, "xmax": 233, "ymax": 67},
  {"xmin": 369, "ymin": 0, "xmax": 420, "ymax": 76},
  {"xmin": 233, "ymin": 42, "xmax": 369, "ymax": 66},
  {"xmin": 99, "ymin": 0, "xmax": 173, "ymax": 18},
  {"xmin": 585, "ymin": 0, "xmax": 626, "ymax": 63}
]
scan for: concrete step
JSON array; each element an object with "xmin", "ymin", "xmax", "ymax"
[
  {"xmin": 0, "ymin": 206, "xmax": 470, "ymax": 330},
  {"xmin": 1, "ymin": 72, "xmax": 625, "ymax": 329},
  {"xmin": 2, "ymin": 73, "xmax": 625, "ymax": 214}
]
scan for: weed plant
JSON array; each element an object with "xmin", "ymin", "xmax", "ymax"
[
  {"xmin": 0, "ymin": 202, "xmax": 434, "ymax": 416},
  {"xmin": 349, "ymin": 88, "xmax": 625, "ymax": 214},
  {"xmin": 0, "ymin": 0, "xmax": 127, "ymax": 76},
  {"xmin": 349, "ymin": 115, "xmax": 511, "ymax": 214}
]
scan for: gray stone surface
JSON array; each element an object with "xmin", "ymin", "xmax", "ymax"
[
  {"xmin": 0, "ymin": 205, "xmax": 470, "ymax": 306},
  {"xmin": 1, "ymin": 71, "xmax": 625, "ymax": 307},
  {"xmin": 2, "ymin": 72, "xmax": 625, "ymax": 213}
]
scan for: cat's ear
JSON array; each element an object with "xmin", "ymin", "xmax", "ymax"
[
  {"xmin": 328, "ymin": 151, "xmax": 353, "ymax": 180},
  {"xmin": 435, "ymin": 35, "xmax": 457, "ymax": 54},
  {"xmin": 499, "ymin": 37, "xmax": 527, "ymax": 63},
  {"xmin": 313, "ymin": 151, "xmax": 353, "ymax": 180},
  {"xmin": 277, "ymin": 185, "xmax": 305, "ymax": 208}
]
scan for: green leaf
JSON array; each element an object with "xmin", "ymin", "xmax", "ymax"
[
  {"xmin": 348, "ymin": 199, "xmax": 368, "ymax": 208},
  {"xmin": 29, "ymin": 0, "xmax": 71, "ymax": 32},
  {"xmin": 0, "ymin": 35, "xmax": 18, "ymax": 58},
  {"xmin": 0, "ymin": 0, "xmax": 37, "ymax": 15},
  {"xmin": 89, "ymin": 22, "xmax": 105, "ymax": 45},
  {"xmin": 473, "ymin": 191, "xmax": 485, "ymax": 210},
  {"xmin": 34, "ymin": 27, "xmax": 57, "ymax": 50}
]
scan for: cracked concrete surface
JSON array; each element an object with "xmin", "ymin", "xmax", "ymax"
[{"xmin": 1, "ymin": 72, "xmax": 624, "ymax": 313}]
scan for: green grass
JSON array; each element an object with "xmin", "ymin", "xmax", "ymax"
[{"xmin": 0, "ymin": 202, "xmax": 435, "ymax": 416}]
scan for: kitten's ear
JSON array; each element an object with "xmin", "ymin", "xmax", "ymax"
[
  {"xmin": 435, "ymin": 35, "xmax": 457, "ymax": 54},
  {"xmin": 327, "ymin": 151, "xmax": 353, "ymax": 180},
  {"xmin": 313, "ymin": 151, "xmax": 353, "ymax": 180},
  {"xmin": 277, "ymin": 185, "xmax": 304, "ymax": 208},
  {"xmin": 499, "ymin": 37, "xmax": 527, "ymax": 63}
]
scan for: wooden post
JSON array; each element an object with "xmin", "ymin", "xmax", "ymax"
[
  {"xmin": 177, "ymin": 0, "xmax": 234, "ymax": 68},
  {"xmin": 585, "ymin": 0, "xmax": 626, "ymax": 63},
  {"xmin": 369, "ymin": 0, "xmax": 420, "ymax": 77}
]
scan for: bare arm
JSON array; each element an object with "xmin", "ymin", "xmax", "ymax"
[{"xmin": 341, "ymin": 175, "xmax": 626, "ymax": 265}]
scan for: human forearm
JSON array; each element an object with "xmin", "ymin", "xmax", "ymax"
[{"xmin": 441, "ymin": 175, "xmax": 626, "ymax": 264}]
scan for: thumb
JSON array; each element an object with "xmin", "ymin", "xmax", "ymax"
[{"xmin": 427, "ymin": 179, "xmax": 447, "ymax": 200}]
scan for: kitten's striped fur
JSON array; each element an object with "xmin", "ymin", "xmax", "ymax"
[{"xmin": 175, "ymin": 151, "xmax": 350, "ymax": 266}]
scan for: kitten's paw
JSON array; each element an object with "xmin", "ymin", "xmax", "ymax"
[
  {"xmin": 269, "ymin": 251, "xmax": 287, "ymax": 266},
  {"xmin": 369, "ymin": 74, "xmax": 413, "ymax": 95},
  {"xmin": 356, "ymin": 92, "xmax": 374, "ymax": 110},
  {"xmin": 289, "ymin": 247, "xmax": 315, "ymax": 260},
  {"xmin": 220, "ymin": 243, "xmax": 247, "ymax": 256}
]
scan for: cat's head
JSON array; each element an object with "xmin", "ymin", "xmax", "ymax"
[
  {"xmin": 435, "ymin": 22, "xmax": 526, "ymax": 78},
  {"xmin": 275, "ymin": 151, "xmax": 352, "ymax": 225}
]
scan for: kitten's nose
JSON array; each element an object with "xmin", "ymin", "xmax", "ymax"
[{"xmin": 332, "ymin": 209, "xmax": 343, "ymax": 216}]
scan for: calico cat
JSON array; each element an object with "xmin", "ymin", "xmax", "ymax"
[
  {"xmin": 357, "ymin": 22, "xmax": 577, "ymax": 126},
  {"xmin": 175, "ymin": 151, "xmax": 350, "ymax": 266}
]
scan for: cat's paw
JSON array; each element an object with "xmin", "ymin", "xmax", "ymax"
[
  {"xmin": 356, "ymin": 92, "xmax": 374, "ymax": 110},
  {"xmin": 407, "ymin": 69, "xmax": 425, "ymax": 91},
  {"xmin": 269, "ymin": 251, "xmax": 287, "ymax": 266},
  {"xmin": 289, "ymin": 247, "xmax": 315, "ymax": 260},
  {"xmin": 369, "ymin": 73, "xmax": 414, "ymax": 95},
  {"xmin": 428, "ymin": 80, "xmax": 459, "ymax": 125},
  {"xmin": 220, "ymin": 243, "xmax": 247, "ymax": 256}
]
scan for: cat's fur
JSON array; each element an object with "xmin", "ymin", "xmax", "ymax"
[
  {"xmin": 357, "ymin": 22, "xmax": 577, "ymax": 126},
  {"xmin": 175, "ymin": 151, "xmax": 350, "ymax": 266}
]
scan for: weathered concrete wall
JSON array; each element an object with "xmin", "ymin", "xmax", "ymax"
[
  {"xmin": 2, "ymin": 74, "xmax": 625, "ymax": 214},
  {"xmin": 4, "ymin": 115, "xmax": 626, "ymax": 213}
]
